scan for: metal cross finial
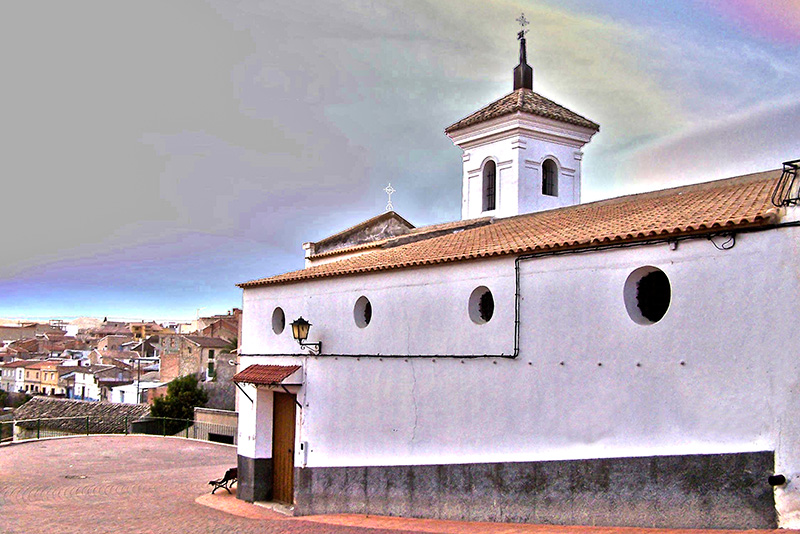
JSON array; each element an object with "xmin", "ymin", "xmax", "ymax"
[
  {"xmin": 383, "ymin": 183, "xmax": 396, "ymax": 212},
  {"xmin": 516, "ymin": 12, "xmax": 529, "ymax": 39}
]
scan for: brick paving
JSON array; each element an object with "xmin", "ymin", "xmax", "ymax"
[
  {"xmin": 0, "ymin": 436, "xmax": 795, "ymax": 534},
  {"xmin": 0, "ymin": 435, "xmax": 397, "ymax": 534}
]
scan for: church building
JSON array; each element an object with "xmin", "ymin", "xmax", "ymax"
[{"xmin": 232, "ymin": 20, "xmax": 800, "ymax": 529}]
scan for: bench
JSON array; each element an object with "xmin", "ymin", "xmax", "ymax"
[{"xmin": 209, "ymin": 467, "xmax": 238, "ymax": 494}]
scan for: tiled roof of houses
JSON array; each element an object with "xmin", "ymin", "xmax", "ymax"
[
  {"xmin": 1, "ymin": 360, "xmax": 42, "ymax": 368},
  {"xmin": 240, "ymin": 169, "xmax": 781, "ymax": 289},
  {"xmin": 84, "ymin": 325, "xmax": 131, "ymax": 336},
  {"xmin": 445, "ymin": 88, "xmax": 600, "ymax": 134},
  {"xmin": 61, "ymin": 364, "xmax": 116, "ymax": 376},
  {"xmin": 183, "ymin": 336, "xmax": 230, "ymax": 349},
  {"xmin": 232, "ymin": 364, "xmax": 301, "ymax": 385},
  {"xmin": 13, "ymin": 397, "xmax": 150, "ymax": 434},
  {"xmin": 95, "ymin": 349, "xmax": 138, "ymax": 364},
  {"xmin": 27, "ymin": 360, "xmax": 62, "ymax": 370}
]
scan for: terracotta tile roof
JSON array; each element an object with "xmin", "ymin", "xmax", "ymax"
[
  {"xmin": 27, "ymin": 360, "xmax": 61, "ymax": 370},
  {"xmin": 61, "ymin": 364, "xmax": 116, "ymax": 376},
  {"xmin": 232, "ymin": 364, "xmax": 301, "ymax": 385},
  {"xmin": 445, "ymin": 88, "xmax": 600, "ymax": 134},
  {"xmin": 239, "ymin": 170, "xmax": 782, "ymax": 289},
  {"xmin": 1, "ymin": 360, "xmax": 41, "ymax": 368},
  {"xmin": 309, "ymin": 217, "xmax": 493, "ymax": 260}
]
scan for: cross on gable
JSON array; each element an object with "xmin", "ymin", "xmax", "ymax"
[{"xmin": 384, "ymin": 183, "xmax": 396, "ymax": 212}]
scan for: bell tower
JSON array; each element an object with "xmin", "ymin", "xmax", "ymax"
[{"xmin": 444, "ymin": 14, "xmax": 599, "ymax": 220}]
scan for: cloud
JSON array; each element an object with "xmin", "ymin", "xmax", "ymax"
[
  {"xmin": 617, "ymin": 95, "xmax": 800, "ymax": 192},
  {"xmin": 1, "ymin": 0, "xmax": 798, "ymax": 318},
  {"xmin": 695, "ymin": 0, "xmax": 800, "ymax": 45}
]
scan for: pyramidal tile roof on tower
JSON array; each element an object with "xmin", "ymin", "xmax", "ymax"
[
  {"xmin": 239, "ymin": 169, "xmax": 782, "ymax": 289},
  {"xmin": 445, "ymin": 88, "xmax": 600, "ymax": 134}
]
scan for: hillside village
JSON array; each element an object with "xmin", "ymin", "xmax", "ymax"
[{"xmin": 0, "ymin": 310, "xmax": 239, "ymax": 410}]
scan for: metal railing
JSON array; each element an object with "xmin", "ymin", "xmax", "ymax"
[
  {"xmin": 771, "ymin": 159, "xmax": 800, "ymax": 207},
  {"xmin": 0, "ymin": 416, "xmax": 237, "ymax": 445}
]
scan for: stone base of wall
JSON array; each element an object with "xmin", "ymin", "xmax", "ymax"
[
  {"xmin": 294, "ymin": 451, "xmax": 776, "ymax": 529},
  {"xmin": 237, "ymin": 455, "xmax": 272, "ymax": 502}
]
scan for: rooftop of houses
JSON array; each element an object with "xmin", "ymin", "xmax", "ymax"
[
  {"xmin": 13, "ymin": 397, "xmax": 150, "ymax": 433},
  {"xmin": 182, "ymin": 335, "xmax": 231, "ymax": 349},
  {"xmin": 27, "ymin": 360, "xmax": 63, "ymax": 370},
  {"xmin": 240, "ymin": 169, "xmax": 781, "ymax": 288},
  {"xmin": 1, "ymin": 360, "xmax": 42, "ymax": 369},
  {"xmin": 61, "ymin": 364, "xmax": 118, "ymax": 376},
  {"xmin": 92, "ymin": 349, "xmax": 139, "ymax": 362}
]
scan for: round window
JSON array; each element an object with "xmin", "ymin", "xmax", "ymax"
[
  {"xmin": 271, "ymin": 307, "xmax": 286, "ymax": 334},
  {"xmin": 624, "ymin": 266, "xmax": 671, "ymax": 325},
  {"xmin": 468, "ymin": 286, "xmax": 494, "ymax": 324},
  {"xmin": 354, "ymin": 296, "xmax": 372, "ymax": 328}
]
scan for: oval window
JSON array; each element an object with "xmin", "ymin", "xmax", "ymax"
[
  {"xmin": 354, "ymin": 296, "xmax": 372, "ymax": 328},
  {"xmin": 468, "ymin": 286, "xmax": 494, "ymax": 324},
  {"xmin": 624, "ymin": 266, "xmax": 671, "ymax": 325},
  {"xmin": 272, "ymin": 307, "xmax": 286, "ymax": 334}
]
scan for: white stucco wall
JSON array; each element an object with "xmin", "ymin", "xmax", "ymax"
[
  {"xmin": 110, "ymin": 381, "xmax": 162, "ymax": 404},
  {"xmin": 238, "ymin": 224, "xmax": 800, "ymax": 524},
  {"xmin": 237, "ymin": 383, "xmax": 274, "ymax": 459},
  {"xmin": 14, "ymin": 368, "xmax": 24, "ymax": 392}
]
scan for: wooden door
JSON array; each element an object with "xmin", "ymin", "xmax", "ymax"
[{"xmin": 272, "ymin": 391, "xmax": 296, "ymax": 503}]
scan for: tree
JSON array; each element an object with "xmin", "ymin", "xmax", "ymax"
[
  {"xmin": 222, "ymin": 337, "xmax": 237, "ymax": 354},
  {"xmin": 151, "ymin": 374, "xmax": 208, "ymax": 421}
]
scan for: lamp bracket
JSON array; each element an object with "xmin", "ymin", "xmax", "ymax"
[{"xmin": 298, "ymin": 340, "xmax": 321, "ymax": 355}]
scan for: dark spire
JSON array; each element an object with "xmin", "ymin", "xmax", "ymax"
[{"xmin": 513, "ymin": 13, "xmax": 533, "ymax": 91}]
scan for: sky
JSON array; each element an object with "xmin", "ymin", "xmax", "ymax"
[{"xmin": 1, "ymin": 0, "xmax": 798, "ymax": 321}]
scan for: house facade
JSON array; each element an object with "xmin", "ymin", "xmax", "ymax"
[
  {"xmin": 95, "ymin": 335, "xmax": 133, "ymax": 351},
  {"xmin": 28, "ymin": 361, "xmax": 64, "ymax": 396},
  {"xmin": 232, "ymin": 29, "xmax": 800, "ymax": 530},
  {"xmin": 110, "ymin": 371, "xmax": 163, "ymax": 405},
  {"xmin": 158, "ymin": 335, "xmax": 229, "ymax": 382},
  {"xmin": 61, "ymin": 365, "xmax": 132, "ymax": 402},
  {"xmin": 0, "ymin": 361, "xmax": 29, "ymax": 393}
]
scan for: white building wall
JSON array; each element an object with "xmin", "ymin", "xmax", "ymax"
[
  {"xmin": 74, "ymin": 373, "xmax": 101, "ymax": 401},
  {"xmin": 236, "ymin": 383, "xmax": 274, "ymax": 459},
  {"xmin": 239, "ymin": 225, "xmax": 800, "ymax": 520},
  {"xmin": 241, "ymin": 259, "xmax": 515, "ymax": 357},
  {"xmin": 111, "ymin": 381, "xmax": 162, "ymax": 404},
  {"xmin": 14, "ymin": 368, "xmax": 24, "ymax": 392}
]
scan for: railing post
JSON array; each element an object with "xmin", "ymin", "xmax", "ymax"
[
  {"xmin": 162, "ymin": 418, "xmax": 165, "ymax": 436},
  {"xmin": 124, "ymin": 416, "xmax": 128, "ymax": 435},
  {"xmin": 36, "ymin": 418, "xmax": 40, "ymax": 440},
  {"xmin": 86, "ymin": 416, "xmax": 89, "ymax": 436},
  {"xmin": 185, "ymin": 421, "xmax": 189, "ymax": 439}
]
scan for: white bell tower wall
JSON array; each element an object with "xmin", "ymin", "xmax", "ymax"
[{"xmin": 450, "ymin": 113, "xmax": 597, "ymax": 220}]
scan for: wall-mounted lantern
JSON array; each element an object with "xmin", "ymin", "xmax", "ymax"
[
  {"xmin": 769, "ymin": 474, "xmax": 787, "ymax": 487},
  {"xmin": 291, "ymin": 316, "xmax": 321, "ymax": 355}
]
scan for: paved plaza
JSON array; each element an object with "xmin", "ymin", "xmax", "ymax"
[{"xmin": 0, "ymin": 435, "xmax": 795, "ymax": 534}]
